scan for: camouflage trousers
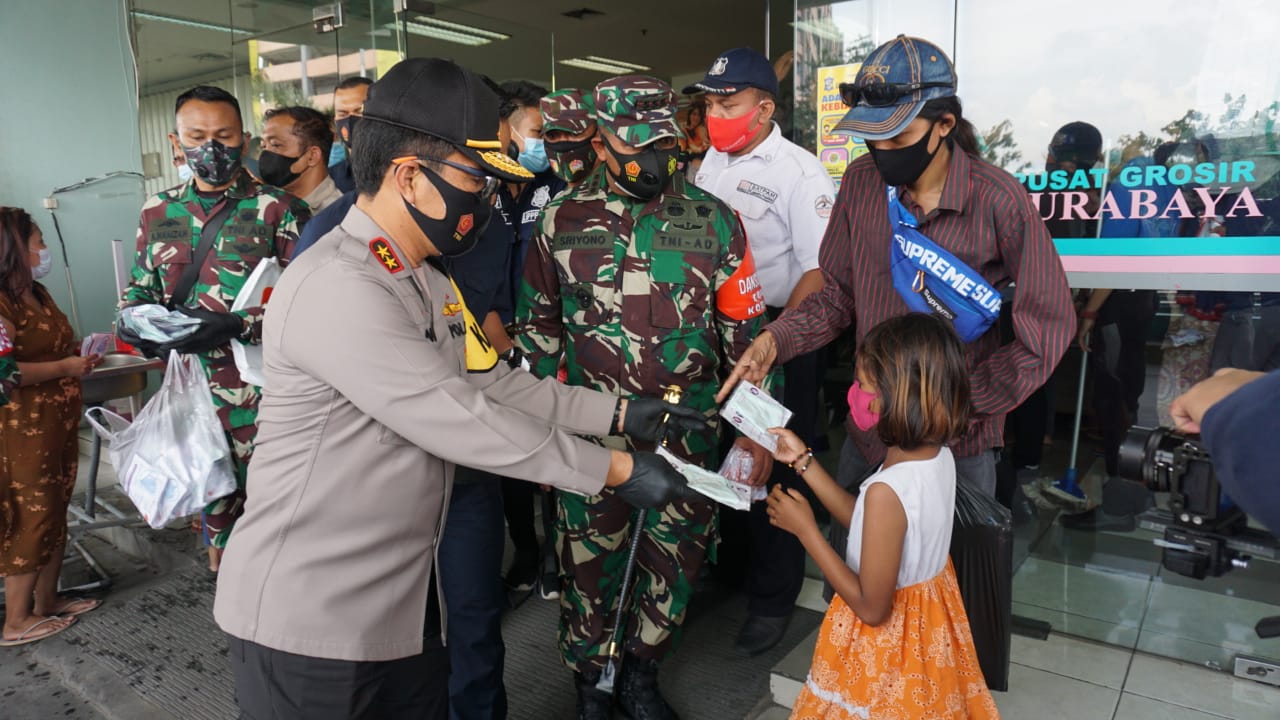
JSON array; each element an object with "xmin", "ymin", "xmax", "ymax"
[
  {"xmin": 202, "ymin": 423, "xmax": 254, "ymax": 550},
  {"xmin": 556, "ymin": 487, "xmax": 715, "ymax": 673}
]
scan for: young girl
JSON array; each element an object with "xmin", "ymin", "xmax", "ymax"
[{"xmin": 766, "ymin": 313, "xmax": 999, "ymax": 719}]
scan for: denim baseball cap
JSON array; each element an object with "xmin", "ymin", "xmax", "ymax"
[
  {"xmin": 834, "ymin": 35, "xmax": 956, "ymax": 141},
  {"xmin": 681, "ymin": 47, "xmax": 779, "ymax": 97}
]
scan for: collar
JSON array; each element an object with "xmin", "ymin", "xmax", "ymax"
[
  {"xmin": 936, "ymin": 143, "xmax": 972, "ymax": 214},
  {"xmin": 723, "ymin": 123, "xmax": 784, "ymax": 166},
  {"xmin": 304, "ymin": 175, "xmax": 340, "ymax": 206},
  {"xmin": 173, "ymin": 167, "xmax": 260, "ymax": 204}
]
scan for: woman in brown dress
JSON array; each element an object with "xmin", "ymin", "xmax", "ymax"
[{"xmin": 0, "ymin": 207, "xmax": 102, "ymax": 646}]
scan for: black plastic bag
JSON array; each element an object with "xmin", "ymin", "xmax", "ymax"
[{"xmin": 949, "ymin": 475, "xmax": 1013, "ymax": 692}]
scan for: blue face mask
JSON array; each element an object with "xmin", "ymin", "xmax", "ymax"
[
  {"xmin": 328, "ymin": 140, "xmax": 347, "ymax": 167},
  {"xmin": 517, "ymin": 136, "xmax": 550, "ymax": 173}
]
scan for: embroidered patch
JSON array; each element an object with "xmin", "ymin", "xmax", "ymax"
[
  {"xmin": 455, "ymin": 214, "xmax": 474, "ymax": 240},
  {"xmin": 625, "ymin": 160, "xmax": 641, "ymax": 181},
  {"xmin": 736, "ymin": 180, "xmax": 778, "ymax": 204},
  {"xmin": 369, "ymin": 238, "xmax": 404, "ymax": 274},
  {"xmin": 815, "ymin": 194, "xmax": 834, "ymax": 219}
]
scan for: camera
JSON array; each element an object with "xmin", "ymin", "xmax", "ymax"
[{"xmin": 1118, "ymin": 426, "xmax": 1256, "ymax": 579}]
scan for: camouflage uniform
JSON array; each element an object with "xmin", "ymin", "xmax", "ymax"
[
  {"xmin": 120, "ymin": 169, "xmax": 308, "ymax": 548},
  {"xmin": 515, "ymin": 77, "xmax": 767, "ymax": 673},
  {"xmin": 0, "ymin": 323, "xmax": 16, "ymax": 405}
]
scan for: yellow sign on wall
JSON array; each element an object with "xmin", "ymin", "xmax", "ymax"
[{"xmin": 815, "ymin": 63, "xmax": 866, "ymax": 181}]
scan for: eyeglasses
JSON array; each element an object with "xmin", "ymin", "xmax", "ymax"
[
  {"xmin": 839, "ymin": 81, "xmax": 953, "ymax": 108},
  {"xmin": 392, "ymin": 156, "xmax": 501, "ymax": 200}
]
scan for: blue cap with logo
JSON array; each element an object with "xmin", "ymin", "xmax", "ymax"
[
  {"xmin": 681, "ymin": 47, "xmax": 779, "ymax": 97},
  {"xmin": 834, "ymin": 35, "xmax": 956, "ymax": 141}
]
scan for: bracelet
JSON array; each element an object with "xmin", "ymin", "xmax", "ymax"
[
  {"xmin": 796, "ymin": 453, "xmax": 815, "ymax": 475},
  {"xmin": 789, "ymin": 448, "xmax": 814, "ymax": 472},
  {"xmin": 1080, "ymin": 309, "xmax": 1098, "ymax": 320}
]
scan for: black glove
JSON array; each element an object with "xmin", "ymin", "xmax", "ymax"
[
  {"xmin": 616, "ymin": 397, "xmax": 710, "ymax": 444},
  {"xmin": 157, "ymin": 307, "xmax": 245, "ymax": 355},
  {"xmin": 612, "ymin": 452, "xmax": 697, "ymax": 509},
  {"xmin": 115, "ymin": 324, "xmax": 164, "ymax": 359}
]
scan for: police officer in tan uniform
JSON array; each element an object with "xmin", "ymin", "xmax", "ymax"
[{"xmin": 213, "ymin": 58, "xmax": 703, "ymax": 720}]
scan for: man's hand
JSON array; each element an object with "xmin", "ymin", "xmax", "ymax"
[
  {"xmin": 616, "ymin": 397, "xmax": 710, "ymax": 444},
  {"xmin": 734, "ymin": 436, "xmax": 774, "ymax": 487},
  {"xmin": 115, "ymin": 324, "xmax": 163, "ymax": 359},
  {"xmin": 608, "ymin": 451, "xmax": 696, "ymax": 508},
  {"xmin": 157, "ymin": 307, "xmax": 244, "ymax": 355},
  {"xmin": 1077, "ymin": 317, "xmax": 1095, "ymax": 352},
  {"xmin": 1170, "ymin": 368, "xmax": 1266, "ymax": 434},
  {"xmin": 716, "ymin": 331, "xmax": 777, "ymax": 403}
]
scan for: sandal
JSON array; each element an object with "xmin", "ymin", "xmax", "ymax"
[
  {"xmin": 50, "ymin": 597, "xmax": 101, "ymax": 617},
  {"xmin": 0, "ymin": 615, "xmax": 77, "ymax": 647}
]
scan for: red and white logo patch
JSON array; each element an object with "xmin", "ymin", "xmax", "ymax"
[{"xmin": 455, "ymin": 213, "xmax": 475, "ymax": 239}]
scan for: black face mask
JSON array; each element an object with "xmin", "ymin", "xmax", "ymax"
[
  {"xmin": 403, "ymin": 165, "xmax": 493, "ymax": 257},
  {"xmin": 866, "ymin": 120, "xmax": 943, "ymax": 188},
  {"xmin": 335, "ymin": 116, "xmax": 360, "ymax": 153},
  {"xmin": 258, "ymin": 150, "xmax": 303, "ymax": 189},
  {"xmin": 604, "ymin": 140, "xmax": 678, "ymax": 200},
  {"xmin": 545, "ymin": 134, "xmax": 597, "ymax": 184}
]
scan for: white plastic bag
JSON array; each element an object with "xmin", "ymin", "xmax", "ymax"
[
  {"xmin": 230, "ymin": 257, "xmax": 282, "ymax": 387},
  {"xmin": 85, "ymin": 351, "xmax": 237, "ymax": 529}
]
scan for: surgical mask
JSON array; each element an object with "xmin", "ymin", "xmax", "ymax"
[
  {"xmin": 181, "ymin": 138, "xmax": 243, "ymax": 187},
  {"xmin": 545, "ymin": 135, "xmax": 596, "ymax": 184},
  {"xmin": 328, "ymin": 140, "xmax": 347, "ymax": 167},
  {"xmin": 177, "ymin": 163, "xmax": 194, "ymax": 183},
  {"xmin": 847, "ymin": 380, "xmax": 881, "ymax": 431},
  {"xmin": 403, "ymin": 165, "xmax": 493, "ymax": 257},
  {"xmin": 517, "ymin": 134, "xmax": 550, "ymax": 173},
  {"xmin": 258, "ymin": 149, "xmax": 303, "ymax": 189},
  {"xmin": 32, "ymin": 248, "xmax": 52, "ymax": 280},
  {"xmin": 706, "ymin": 104, "xmax": 765, "ymax": 153},
  {"xmin": 865, "ymin": 120, "xmax": 942, "ymax": 188},
  {"xmin": 604, "ymin": 140, "xmax": 679, "ymax": 201}
]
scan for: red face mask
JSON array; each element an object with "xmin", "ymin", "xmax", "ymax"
[{"xmin": 706, "ymin": 103, "xmax": 764, "ymax": 153}]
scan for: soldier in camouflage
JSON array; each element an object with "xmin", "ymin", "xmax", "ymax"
[
  {"xmin": 540, "ymin": 88, "xmax": 600, "ymax": 188},
  {"xmin": 118, "ymin": 86, "xmax": 308, "ymax": 569},
  {"xmin": 515, "ymin": 75, "xmax": 769, "ymax": 720}
]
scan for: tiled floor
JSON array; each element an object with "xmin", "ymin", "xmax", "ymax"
[{"xmin": 773, "ymin": 629, "xmax": 1280, "ymax": 719}]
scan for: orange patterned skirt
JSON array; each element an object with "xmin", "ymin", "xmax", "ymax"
[{"xmin": 790, "ymin": 560, "xmax": 999, "ymax": 720}]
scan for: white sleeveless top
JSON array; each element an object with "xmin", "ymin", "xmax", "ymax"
[{"xmin": 845, "ymin": 447, "xmax": 956, "ymax": 588}]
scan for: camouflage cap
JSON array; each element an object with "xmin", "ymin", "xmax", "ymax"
[
  {"xmin": 540, "ymin": 88, "xmax": 597, "ymax": 136},
  {"xmin": 593, "ymin": 75, "xmax": 684, "ymax": 148}
]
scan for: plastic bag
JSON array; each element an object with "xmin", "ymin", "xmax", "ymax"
[
  {"xmin": 949, "ymin": 476, "xmax": 1013, "ymax": 692},
  {"xmin": 85, "ymin": 351, "xmax": 237, "ymax": 529},
  {"xmin": 230, "ymin": 257, "xmax": 282, "ymax": 387}
]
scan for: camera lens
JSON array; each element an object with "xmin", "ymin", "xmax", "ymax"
[{"xmin": 1118, "ymin": 426, "xmax": 1167, "ymax": 485}]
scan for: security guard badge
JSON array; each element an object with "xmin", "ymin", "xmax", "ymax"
[{"xmin": 369, "ymin": 238, "xmax": 404, "ymax": 274}]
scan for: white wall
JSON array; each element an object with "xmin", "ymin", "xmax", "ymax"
[{"xmin": 0, "ymin": 1, "xmax": 144, "ymax": 336}]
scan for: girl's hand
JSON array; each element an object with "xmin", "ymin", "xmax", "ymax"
[
  {"xmin": 767, "ymin": 427, "xmax": 807, "ymax": 464},
  {"xmin": 766, "ymin": 484, "xmax": 817, "ymax": 539}
]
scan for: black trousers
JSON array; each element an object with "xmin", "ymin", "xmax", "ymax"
[
  {"xmin": 231, "ymin": 582, "xmax": 448, "ymax": 720},
  {"xmin": 742, "ymin": 342, "xmax": 825, "ymax": 617},
  {"xmin": 1091, "ymin": 291, "xmax": 1156, "ymax": 476}
]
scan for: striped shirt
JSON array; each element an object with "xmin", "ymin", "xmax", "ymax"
[{"xmin": 768, "ymin": 148, "xmax": 1075, "ymax": 460}]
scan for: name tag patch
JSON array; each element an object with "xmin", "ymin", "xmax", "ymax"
[
  {"xmin": 553, "ymin": 233, "xmax": 612, "ymax": 251},
  {"xmin": 654, "ymin": 234, "xmax": 717, "ymax": 255},
  {"xmin": 736, "ymin": 180, "xmax": 778, "ymax": 204}
]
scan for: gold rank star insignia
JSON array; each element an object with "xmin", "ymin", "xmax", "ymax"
[{"xmin": 369, "ymin": 238, "xmax": 404, "ymax": 274}]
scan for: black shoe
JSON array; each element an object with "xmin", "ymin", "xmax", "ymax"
[
  {"xmin": 618, "ymin": 655, "xmax": 679, "ymax": 720},
  {"xmin": 575, "ymin": 671, "xmax": 613, "ymax": 720},
  {"xmin": 734, "ymin": 614, "xmax": 789, "ymax": 656},
  {"xmin": 538, "ymin": 569, "xmax": 560, "ymax": 600},
  {"xmin": 503, "ymin": 550, "xmax": 539, "ymax": 592}
]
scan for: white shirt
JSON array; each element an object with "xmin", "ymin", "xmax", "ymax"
[
  {"xmin": 696, "ymin": 124, "xmax": 836, "ymax": 307},
  {"xmin": 846, "ymin": 447, "xmax": 956, "ymax": 589}
]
